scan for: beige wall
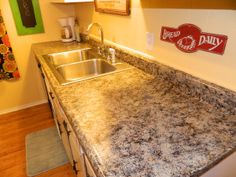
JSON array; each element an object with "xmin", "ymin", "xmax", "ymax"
[
  {"xmin": 0, "ymin": 0, "xmax": 75, "ymax": 113},
  {"xmin": 75, "ymin": 2, "xmax": 236, "ymax": 92}
]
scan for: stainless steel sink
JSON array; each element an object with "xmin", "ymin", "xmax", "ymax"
[
  {"xmin": 43, "ymin": 48, "xmax": 133, "ymax": 85},
  {"xmin": 44, "ymin": 48, "xmax": 92, "ymax": 67},
  {"xmin": 57, "ymin": 59, "xmax": 116, "ymax": 81}
]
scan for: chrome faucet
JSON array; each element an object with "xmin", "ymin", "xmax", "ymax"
[
  {"xmin": 86, "ymin": 23, "xmax": 115, "ymax": 63},
  {"xmin": 86, "ymin": 23, "xmax": 104, "ymax": 44}
]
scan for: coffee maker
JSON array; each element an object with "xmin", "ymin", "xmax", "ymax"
[{"xmin": 58, "ymin": 17, "xmax": 75, "ymax": 43}]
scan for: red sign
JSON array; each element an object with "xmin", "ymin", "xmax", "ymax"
[{"xmin": 160, "ymin": 24, "xmax": 228, "ymax": 55}]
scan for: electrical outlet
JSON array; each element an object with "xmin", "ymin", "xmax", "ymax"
[{"xmin": 146, "ymin": 32, "xmax": 155, "ymax": 51}]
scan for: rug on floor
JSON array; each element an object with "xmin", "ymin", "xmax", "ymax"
[{"xmin": 25, "ymin": 126, "xmax": 69, "ymax": 176}]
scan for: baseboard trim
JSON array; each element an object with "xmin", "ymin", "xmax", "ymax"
[{"xmin": 0, "ymin": 99, "xmax": 48, "ymax": 115}]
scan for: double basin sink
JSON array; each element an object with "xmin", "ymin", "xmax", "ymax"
[{"xmin": 43, "ymin": 48, "xmax": 133, "ymax": 85}]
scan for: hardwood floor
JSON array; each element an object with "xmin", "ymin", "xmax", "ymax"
[{"xmin": 0, "ymin": 103, "xmax": 76, "ymax": 177}]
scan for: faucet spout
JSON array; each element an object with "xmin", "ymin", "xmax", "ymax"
[{"xmin": 86, "ymin": 23, "xmax": 104, "ymax": 44}]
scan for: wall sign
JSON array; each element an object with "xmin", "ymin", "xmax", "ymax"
[
  {"xmin": 160, "ymin": 24, "xmax": 228, "ymax": 55},
  {"xmin": 94, "ymin": 0, "xmax": 130, "ymax": 16},
  {"xmin": 9, "ymin": 0, "xmax": 44, "ymax": 35}
]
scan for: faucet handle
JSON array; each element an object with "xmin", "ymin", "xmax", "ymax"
[
  {"xmin": 84, "ymin": 31, "xmax": 90, "ymax": 41},
  {"xmin": 98, "ymin": 46, "xmax": 108, "ymax": 58}
]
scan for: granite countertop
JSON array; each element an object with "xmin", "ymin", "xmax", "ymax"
[{"xmin": 32, "ymin": 41, "xmax": 236, "ymax": 177}]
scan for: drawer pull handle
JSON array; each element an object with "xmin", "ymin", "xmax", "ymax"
[{"xmin": 49, "ymin": 92, "xmax": 54, "ymax": 99}]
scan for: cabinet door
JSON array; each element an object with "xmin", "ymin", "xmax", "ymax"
[
  {"xmin": 84, "ymin": 155, "xmax": 97, "ymax": 177},
  {"xmin": 52, "ymin": 97, "xmax": 74, "ymax": 165},
  {"xmin": 69, "ymin": 131, "xmax": 86, "ymax": 177},
  {"xmin": 38, "ymin": 65, "xmax": 54, "ymax": 111},
  {"xmin": 48, "ymin": 90, "xmax": 62, "ymax": 138},
  {"xmin": 60, "ymin": 122, "xmax": 74, "ymax": 165},
  {"xmin": 201, "ymin": 152, "xmax": 236, "ymax": 177},
  {"xmin": 38, "ymin": 65, "xmax": 94, "ymax": 177}
]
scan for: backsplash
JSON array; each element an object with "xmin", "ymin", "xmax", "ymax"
[{"xmin": 83, "ymin": 35, "xmax": 236, "ymax": 114}]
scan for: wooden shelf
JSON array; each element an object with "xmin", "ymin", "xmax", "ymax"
[
  {"xmin": 51, "ymin": 0, "xmax": 93, "ymax": 3},
  {"xmin": 140, "ymin": 0, "xmax": 236, "ymax": 10}
]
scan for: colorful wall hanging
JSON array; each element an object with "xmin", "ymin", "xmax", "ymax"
[
  {"xmin": 160, "ymin": 24, "xmax": 228, "ymax": 55},
  {"xmin": 9, "ymin": 0, "xmax": 44, "ymax": 35},
  {"xmin": 0, "ymin": 10, "xmax": 20, "ymax": 80}
]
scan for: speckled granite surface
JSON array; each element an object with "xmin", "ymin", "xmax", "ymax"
[
  {"xmin": 86, "ymin": 37, "xmax": 236, "ymax": 114},
  {"xmin": 32, "ymin": 41, "xmax": 236, "ymax": 177}
]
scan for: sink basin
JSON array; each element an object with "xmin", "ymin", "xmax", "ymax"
[
  {"xmin": 43, "ymin": 48, "xmax": 133, "ymax": 85},
  {"xmin": 43, "ymin": 48, "xmax": 92, "ymax": 67},
  {"xmin": 57, "ymin": 59, "xmax": 116, "ymax": 81}
]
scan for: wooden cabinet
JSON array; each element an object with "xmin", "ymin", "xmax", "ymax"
[
  {"xmin": 49, "ymin": 88, "xmax": 87, "ymax": 176},
  {"xmin": 37, "ymin": 61, "xmax": 97, "ymax": 177},
  {"xmin": 53, "ymin": 97, "xmax": 74, "ymax": 165},
  {"xmin": 69, "ymin": 128, "xmax": 87, "ymax": 177},
  {"xmin": 37, "ymin": 64, "xmax": 62, "ymax": 138},
  {"xmin": 84, "ymin": 156, "xmax": 97, "ymax": 177},
  {"xmin": 39, "ymin": 66, "xmax": 62, "ymax": 139},
  {"xmin": 50, "ymin": 91, "xmax": 97, "ymax": 177},
  {"xmin": 200, "ymin": 152, "xmax": 236, "ymax": 177},
  {"xmin": 141, "ymin": 0, "xmax": 236, "ymax": 10}
]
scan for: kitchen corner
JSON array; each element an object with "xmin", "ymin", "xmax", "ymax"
[{"xmin": 1, "ymin": 1, "xmax": 236, "ymax": 177}]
